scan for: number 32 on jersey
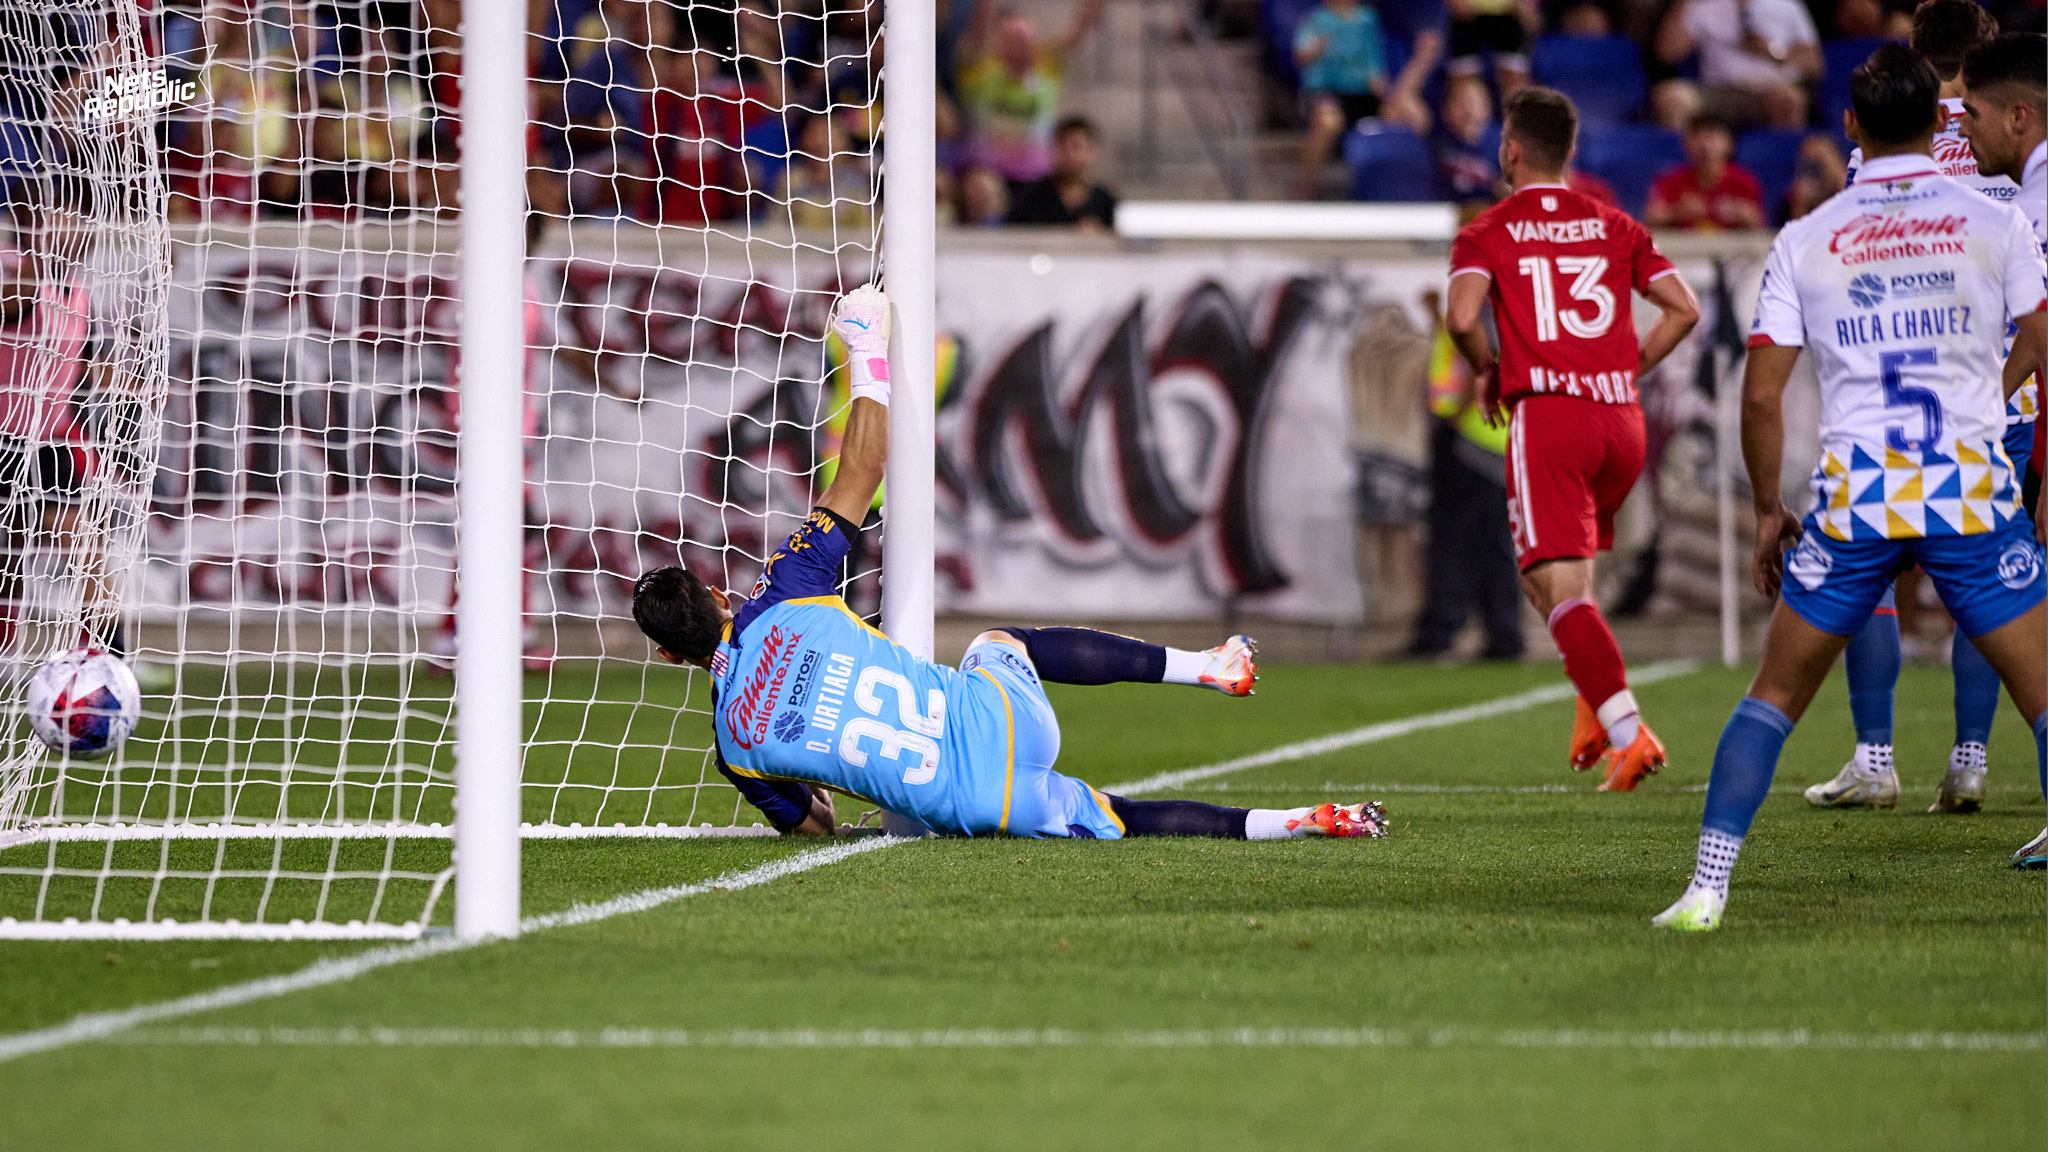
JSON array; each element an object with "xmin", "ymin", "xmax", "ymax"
[{"xmin": 837, "ymin": 666, "xmax": 946, "ymax": 785}]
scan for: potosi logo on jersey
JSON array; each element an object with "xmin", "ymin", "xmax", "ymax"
[
  {"xmin": 1847, "ymin": 274, "xmax": 1886, "ymax": 309},
  {"xmin": 724, "ymin": 624, "xmax": 801, "ymax": 749},
  {"xmin": 1828, "ymin": 214, "xmax": 1970, "ymax": 266}
]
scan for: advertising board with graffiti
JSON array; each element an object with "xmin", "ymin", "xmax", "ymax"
[{"xmin": 144, "ymin": 231, "xmax": 1778, "ymax": 635}]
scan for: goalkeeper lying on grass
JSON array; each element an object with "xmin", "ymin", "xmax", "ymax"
[{"xmin": 631, "ymin": 286, "xmax": 1386, "ymax": 841}]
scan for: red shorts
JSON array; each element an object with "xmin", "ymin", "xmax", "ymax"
[{"xmin": 1504, "ymin": 394, "xmax": 1645, "ymax": 571}]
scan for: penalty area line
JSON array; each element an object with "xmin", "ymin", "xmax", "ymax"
[
  {"xmin": 1113, "ymin": 659, "xmax": 1702, "ymax": 796},
  {"xmin": 109, "ymin": 1024, "xmax": 2045, "ymax": 1054},
  {"xmin": 0, "ymin": 836, "xmax": 903, "ymax": 1065}
]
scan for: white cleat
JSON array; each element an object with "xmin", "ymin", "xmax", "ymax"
[
  {"xmin": 2013, "ymin": 828, "xmax": 2048, "ymax": 871},
  {"xmin": 1930, "ymin": 744, "xmax": 1987, "ymax": 814},
  {"xmin": 829, "ymin": 284, "xmax": 892, "ymax": 356},
  {"xmin": 1198, "ymin": 634, "xmax": 1258, "ymax": 697},
  {"xmin": 1651, "ymin": 886, "xmax": 1725, "ymax": 931},
  {"xmin": 1803, "ymin": 761, "xmax": 1898, "ymax": 809}
]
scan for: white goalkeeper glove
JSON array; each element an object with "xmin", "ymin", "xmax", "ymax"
[{"xmin": 830, "ymin": 284, "xmax": 892, "ymax": 406}]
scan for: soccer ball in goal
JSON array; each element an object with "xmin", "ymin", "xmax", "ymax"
[{"xmin": 0, "ymin": 0, "xmax": 934, "ymax": 939}]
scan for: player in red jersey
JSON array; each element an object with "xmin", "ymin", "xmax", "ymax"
[{"xmin": 1444, "ymin": 87, "xmax": 1701, "ymax": 791}]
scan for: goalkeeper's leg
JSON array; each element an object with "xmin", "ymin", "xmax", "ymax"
[
  {"xmin": 987, "ymin": 626, "xmax": 1258, "ymax": 697},
  {"xmin": 1104, "ymin": 795, "xmax": 1388, "ymax": 840}
]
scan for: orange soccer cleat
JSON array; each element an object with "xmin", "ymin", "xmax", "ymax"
[
  {"xmin": 1285, "ymin": 801, "xmax": 1390, "ymax": 838},
  {"xmin": 1569, "ymin": 695, "xmax": 1611, "ymax": 772},
  {"xmin": 1598, "ymin": 723, "xmax": 1667, "ymax": 792}
]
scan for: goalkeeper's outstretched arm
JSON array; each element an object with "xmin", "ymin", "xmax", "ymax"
[{"xmin": 817, "ymin": 285, "xmax": 892, "ymax": 525}]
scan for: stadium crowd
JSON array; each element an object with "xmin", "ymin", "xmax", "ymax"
[
  {"xmin": 9, "ymin": 0, "xmax": 2036, "ymax": 231},
  {"xmin": 1277, "ymin": 0, "xmax": 2043, "ymax": 218},
  {"xmin": 8, "ymin": 0, "xmax": 1123, "ymax": 232}
]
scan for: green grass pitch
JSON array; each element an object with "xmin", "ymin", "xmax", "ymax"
[{"xmin": 0, "ymin": 659, "xmax": 2040, "ymax": 1149}]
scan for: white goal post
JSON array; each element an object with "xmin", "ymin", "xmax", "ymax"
[{"xmin": 0, "ymin": 0, "xmax": 933, "ymax": 940}]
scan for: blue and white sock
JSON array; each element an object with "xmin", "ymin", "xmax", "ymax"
[{"xmin": 1688, "ymin": 697, "xmax": 1796, "ymax": 897}]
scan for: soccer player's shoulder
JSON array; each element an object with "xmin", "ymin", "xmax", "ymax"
[{"xmin": 1452, "ymin": 197, "xmax": 1516, "ymax": 252}]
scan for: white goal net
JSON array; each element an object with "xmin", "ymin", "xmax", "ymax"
[{"xmin": 0, "ymin": 0, "xmax": 899, "ymax": 939}]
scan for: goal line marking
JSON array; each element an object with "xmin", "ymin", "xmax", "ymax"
[
  {"xmin": 0, "ymin": 836, "xmax": 902, "ymax": 1065},
  {"xmin": 1113, "ymin": 659, "xmax": 1702, "ymax": 796},
  {"xmin": 1175, "ymin": 781, "xmax": 2048, "ymax": 796},
  {"xmin": 107, "ymin": 1024, "xmax": 2043, "ymax": 1054}
]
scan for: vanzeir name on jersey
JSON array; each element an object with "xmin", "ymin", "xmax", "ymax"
[{"xmin": 1504, "ymin": 216, "xmax": 1609, "ymax": 244}]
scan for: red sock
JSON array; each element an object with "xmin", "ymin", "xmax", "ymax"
[{"xmin": 1548, "ymin": 598, "xmax": 1629, "ymax": 717}]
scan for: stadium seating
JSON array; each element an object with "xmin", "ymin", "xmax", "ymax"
[
  {"xmin": 1345, "ymin": 122, "xmax": 1438, "ymax": 201},
  {"xmin": 1818, "ymin": 36, "xmax": 1888, "ymax": 138},
  {"xmin": 1575, "ymin": 123, "xmax": 1685, "ymax": 219},
  {"xmin": 1260, "ymin": 0, "xmax": 1322, "ymax": 89},
  {"xmin": 1530, "ymin": 35, "xmax": 1647, "ymax": 127},
  {"xmin": 1736, "ymin": 128, "xmax": 1806, "ymax": 224}
]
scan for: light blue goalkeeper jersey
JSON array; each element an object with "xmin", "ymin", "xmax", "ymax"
[{"xmin": 712, "ymin": 510, "xmax": 1039, "ymax": 836}]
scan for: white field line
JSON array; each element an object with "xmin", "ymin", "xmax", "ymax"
[
  {"xmin": 0, "ymin": 836, "xmax": 901, "ymax": 1064},
  {"xmin": 1113, "ymin": 659, "xmax": 1702, "ymax": 796},
  {"xmin": 109, "ymin": 1024, "xmax": 2044, "ymax": 1054},
  {"xmin": 1176, "ymin": 782, "xmax": 2048, "ymax": 796}
]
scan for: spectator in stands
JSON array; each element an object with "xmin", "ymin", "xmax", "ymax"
[
  {"xmin": 560, "ymin": 85, "xmax": 650, "ymax": 220},
  {"xmin": 1293, "ymin": 0, "xmax": 1435, "ymax": 197},
  {"xmin": 303, "ymin": 22, "xmax": 427, "ymax": 217},
  {"xmin": 172, "ymin": 5, "xmax": 303, "ymax": 222},
  {"xmin": 955, "ymin": 0, "xmax": 1108, "ymax": 185},
  {"xmin": 958, "ymin": 165, "xmax": 1010, "ymax": 225},
  {"xmin": 1645, "ymin": 111, "xmax": 1767, "ymax": 228},
  {"xmin": 1555, "ymin": 0, "xmax": 1615, "ymax": 36},
  {"xmin": 776, "ymin": 112, "xmax": 873, "ymax": 232},
  {"xmin": 1780, "ymin": 131, "xmax": 1847, "ymax": 220},
  {"xmin": 1007, "ymin": 116, "xmax": 1117, "ymax": 229},
  {"xmin": 1654, "ymin": 0, "xmax": 1821, "ymax": 128},
  {"xmin": 1435, "ymin": 74, "xmax": 1503, "ymax": 211},
  {"xmin": 1446, "ymin": 0, "xmax": 1540, "ymax": 94},
  {"xmin": 1834, "ymin": 0, "xmax": 1891, "ymax": 38},
  {"xmin": 1649, "ymin": 76, "xmax": 1703, "ymax": 130},
  {"xmin": 392, "ymin": 123, "xmax": 460, "ymax": 216},
  {"xmin": 647, "ymin": 43, "xmax": 743, "ymax": 224}
]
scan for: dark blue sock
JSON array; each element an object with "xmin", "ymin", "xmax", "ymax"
[
  {"xmin": 1702, "ymin": 697, "xmax": 1796, "ymax": 839},
  {"xmin": 2034, "ymin": 713, "xmax": 2045, "ymax": 799},
  {"xmin": 1843, "ymin": 606, "xmax": 1899, "ymax": 745},
  {"xmin": 1951, "ymin": 633, "xmax": 1999, "ymax": 746},
  {"xmin": 998, "ymin": 627, "xmax": 1166, "ymax": 685}
]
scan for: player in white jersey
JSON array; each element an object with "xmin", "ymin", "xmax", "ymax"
[
  {"xmin": 1957, "ymin": 32, "xmax": 2048, "ymax": 864},
  {"xmin": 1655, "ymin": 46, "xmax": 2048, "ymax": 930},
  {"xmin": 1805, "ymin": 0, "xmax": 2026, "ymax": 817}
]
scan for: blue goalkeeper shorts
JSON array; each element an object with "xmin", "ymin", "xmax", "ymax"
[
  {"xmin": 1782, "ymin": 514, "xmax": 2045, "ymax": 639},
  {"xmin": 958, "ymin": 638, "xmax": 1125, "ymax": 840}
]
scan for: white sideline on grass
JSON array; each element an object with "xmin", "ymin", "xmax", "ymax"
[
  {"xmin": 109, "ymin": 1024, "xmax": 2045, "ymax": 1054},
  {"xmin": 1112, "ymin": 659, "xmax": 1702, "ymax": 795},
  {"xmin": 0, "ymin": 836, "xmax": 902, "ymax": 1064}
]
